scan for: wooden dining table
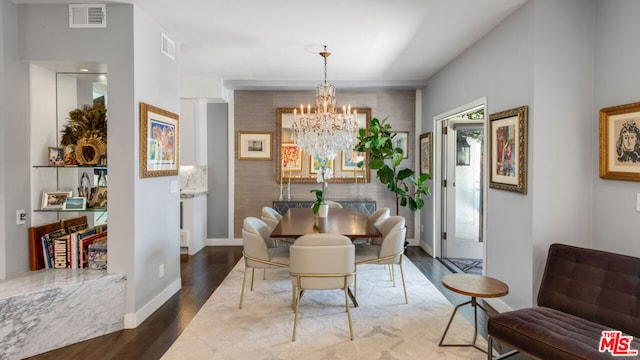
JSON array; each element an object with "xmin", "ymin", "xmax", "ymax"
[
  {"xmin": 270, "ymin": 207, "xmax": 381, "ymax": 307},
  {"xmin": 269, "ymin": 207, "xmax": 382, "ymax": 241}
]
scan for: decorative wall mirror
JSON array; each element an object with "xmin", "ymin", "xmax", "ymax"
[{"xmin": 276, "ymin": 107, "xmax": 371, "ymax": 183}]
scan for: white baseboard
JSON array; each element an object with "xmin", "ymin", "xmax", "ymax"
[
  {"xmin": 123, "ymin": 277, "xmax": 181, "ymax": 329},
  {"xmin": 485, "ymin": 297, "xmax": 513, "ymax": 313},
  {"xmin": 419, "ymin": 240, "xmax": 434, "ymax": 256},
  {"xmin": 205, "ymin": 238, "xmax": 242, "ymax": 246}
]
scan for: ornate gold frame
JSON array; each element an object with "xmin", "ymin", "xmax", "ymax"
[
  {"xmin": 140, "ymin": 102, "xmax": 179, "ymax": 178},
  {"xmin": 276, "ymin": 107, "xmax": 371, "ymax": 184},
  {"xmin": 489, "ymin": 105, "xmax": 528, "ymax": 194},
  {"xmin": 599, "ymin": 101, "xmax": 640, "ymax": 182}
]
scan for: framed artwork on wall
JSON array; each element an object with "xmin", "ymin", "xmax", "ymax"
[
  {"xmin": 275, "ymin": 107, "xmax": 371, "ymax": 183},
  {"xmin": 237, "ymin": 132, "xmax": 272, "ymax": 160},
  {"xmin": 489, "ymin": 105, "xmax": 528, "ymax": 194},
  {"xmin": 419, "ymin": 132, "xmax": 432, "ymax": 176},
  {"xmin": 281, "ymin": 143, "xmax": 302, "ymax": 171},
  {"xmin": 391, "ymin": 131, "xmax": 409, "ymax": 159},
  {"xmin": 140, "ymin": 102, "xmax": 179, "ymax": 178},
  {"xmin": 341, "ymin": 150, "xmax": 366, "ymax": 172},
  {"xmin": 599, "ymin": 101, "xmax": 640, "ymax": 182}
]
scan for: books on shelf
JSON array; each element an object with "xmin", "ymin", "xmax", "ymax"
[
  {"xmin": 88, "ymin": 244, "xmax": 107, "ymax": 270},
  {"xmin": 29, "ymin": 216, "xmax": 110, "ymax": 270},
  {"xmin": 79, "ymin": 231, "xmax": 107, "ymax": 269}
]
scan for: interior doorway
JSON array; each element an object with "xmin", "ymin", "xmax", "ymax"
[{"xmin": 434, "ymin": 100, "xmax": 486, "ymax": 274}]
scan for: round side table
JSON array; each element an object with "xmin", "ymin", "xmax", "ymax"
[{"xmin": 438, "ymin": 273, "xmax": 509, "ymax": 353}]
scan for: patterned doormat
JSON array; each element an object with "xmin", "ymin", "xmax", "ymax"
[{"xmin": 440, "ymin": 258, "xmax": 483, "ymax": 275}]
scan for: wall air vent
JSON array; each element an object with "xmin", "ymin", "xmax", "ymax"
[
  {"xmin": 69, "ymin": 4, "xmax": 106, "ymax": 28},
  {"xmin": 161, "ymin": 33, "xmax": 176, "ymax": 60}
]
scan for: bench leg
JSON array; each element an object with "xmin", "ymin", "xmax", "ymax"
[{"xmin": 488, "ymin": 336, "xmax": 521, "ymax": 359}]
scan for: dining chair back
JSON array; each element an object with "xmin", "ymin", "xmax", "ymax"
[
  {"xmin": 239, "ymin": 217, "xmax": 289, "ymax": 309},
  {"xmin": 369, "ymin": 207, "xmax": 390, "ymax": 228},
  {"xmin": 289, "ymin": 233, "xmax": 355, "ymax": 341},
  {"xmin": 355, "ymin": 216, "xmax": 408, "ymax": 303},
  {"xmin": 261, "ymin": 206, "xmax": 282, "ymax": 231},
  {"xmin": 325, "ymin": 200, "xmax": 343, "ymax": 208}
]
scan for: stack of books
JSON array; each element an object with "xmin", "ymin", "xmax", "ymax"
[{"xmin": 29, "ymin": 216, "xmax": 107, "ymax": 270}]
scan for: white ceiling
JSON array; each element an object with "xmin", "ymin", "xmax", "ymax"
[{"xmin": 16, "ymin": 0, "xmax": 528, "ymax": 89}]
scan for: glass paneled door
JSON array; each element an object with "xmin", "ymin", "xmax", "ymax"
[{"xmin": 440, "ymin": 119, "xmax": 484, "ymax": 262}]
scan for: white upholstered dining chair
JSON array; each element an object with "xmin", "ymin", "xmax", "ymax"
[
  {"xmin": 354, "ymin": 216, "xmax": 408, "ymax": 304},
  {"xmin": 261, "ymin": 206, "xmax": 284, "ymax": 247},
  {"xmin": 369, "ymin": 207, "xmax": 390, "ymax": 228},
  {"xmin": 289, "ymin": 233, "xmax": 356, "ymax": 341},
  {"xmin": 238, "ymin": 217, "xmax": 289, "ymax": 309},
  {"xmin": 324, "ymin": 200, "xmax": 343, "ymax": 208}
]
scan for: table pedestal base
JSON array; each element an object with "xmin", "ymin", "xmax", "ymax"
[{"xmin": 438, "ymin": 296, "xmax": 490, "ymax": 353}]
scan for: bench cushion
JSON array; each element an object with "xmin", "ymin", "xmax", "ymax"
[{"xmin": 489, "ymin": 307, "xmax": 640, "ymax": 360}]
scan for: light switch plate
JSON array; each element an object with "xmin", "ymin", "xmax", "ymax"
[
  {"xmin": 16, "ymin": 209, "xmax": 26, "ymax": 225},
  {"xmin": 637, "ymin": 193, "xmax": 640, "ymax": 212},
  {"xmin": 171, "ymin": 181, "xmax": 178, "ymax": 193}
]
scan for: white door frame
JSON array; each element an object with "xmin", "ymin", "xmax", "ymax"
[{"xmin": 432, "ymin": 97, "xmax": 488, "ymax": 263}]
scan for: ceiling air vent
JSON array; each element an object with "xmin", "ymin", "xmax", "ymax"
[
  {"xmin": 161, "ymin": 33, "xmax": 176, "ymax": 60},
  {"xmin": 69, "ymin": 4, "xmax": 106, "ymax": 28}
]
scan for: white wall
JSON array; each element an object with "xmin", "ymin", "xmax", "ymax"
[
  {"xmin": 17, "ymin": 3, "xmax": 182, "ymax": 327},
  {"xmin": 592, "ymin": 0, "xmax": 640, "ymax": 255},
  {"xmin": 131, "ymin": 4, "xmax": 181, "ymax": 317},
  {"xmin": 422, "ymin": 0, "xmax": 595, "ymax": 310},
  {"xmin": 1, "ymin": 0, "xmax": 31, "ymax": 279}
]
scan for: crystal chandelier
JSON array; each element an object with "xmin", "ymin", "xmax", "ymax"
[{"xmin": 291, "ymin": 46, "xmax": 358, "ymax": 181}]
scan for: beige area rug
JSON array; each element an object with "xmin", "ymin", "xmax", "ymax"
[{"xmin": 162, "ymin": 256, "xmax": 489, "ymax": 360}]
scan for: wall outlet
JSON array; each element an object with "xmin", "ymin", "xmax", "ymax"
[
  {"xmin": 159, "ymin": 263, "xmax": 165, "ymax": 278},
  {"xmin": 637, "ymin": 193, "xmax": 640, "ymax": 212},
  {"xmin": 421, "ymin": 224, "xmax": 424, "ymax": 232},
  {"xmin": 171, "ymin": 181, "xmax": 178, "ymax": 193},
  {"xmin": 16, "ymin": 209, "xmax": 26, "ymax": 225}
]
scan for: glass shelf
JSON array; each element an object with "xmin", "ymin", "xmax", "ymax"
[
  {"xmin": 33, "ymin": 165, "xmax": 107, "ymax": 169},
  {"xmin": 34, "ymin": 209, "xmax": 107, "ymax": 213}
]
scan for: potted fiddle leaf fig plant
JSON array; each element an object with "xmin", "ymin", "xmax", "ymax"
[{"xmin": 355, "ymin": 117, "xmax": 430, "ymax": 216}]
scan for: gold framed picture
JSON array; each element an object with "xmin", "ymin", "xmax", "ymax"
[
  {"xmin": 489, "ymin": 105, "xmax": 528, "ymax": 194},
  {"xmin": 140, "ymin": 102, "xmax": 179, "ymax": 178},
  {"xmin": 599, "ymin": 101, "xmax": 640, "ymax": 181},
  {"xmin": 237, "ymin": 132, "xmax": 272, "ymax": 160}
]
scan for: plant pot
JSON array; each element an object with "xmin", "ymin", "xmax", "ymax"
[{"xmin": 318, "ymin": 204, "xmax": 329, "ymax": 218}]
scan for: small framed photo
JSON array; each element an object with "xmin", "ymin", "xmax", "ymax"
[
  {"xmin": 341, "ymin": 150, "xmax": 366, "ymax": 171},
  {"xmin": 391, "ymin": 131, "xmax": 409, "ymax": 159},
  {"xmin": 48, "ymin": 147, "xmax": 65, "ymax": 166},
  {"xmin": 599, "ymin": 101, "xmax": 640, "ymax": 181},
  {"xmin": 420, "ymin": 132, "xmax": 432, "ymax": 176},
  {"xmin": 63, "ymin": 197, "xmax": 87, "ymax": 211},
  {"xmin": 88, "ymin": 187, "xmax": 108, "ymax": 209},
  {"xmin": 489, "ymin": 105, "xmax": 528, "ymax": 194},
  {"xmin": 281, "ymin": 143, "xmax": 302, "ymax": 171},
  {"xmin": 237, "ymin": 132, "xmax": 272, "ymax": 160},
  {"xmin": 140, "ymin": 102, "xmax": 179, "ymax": 178},
  {"xmin": 42, "ymin": 191, "xmax": 73, "ymax": 210}
]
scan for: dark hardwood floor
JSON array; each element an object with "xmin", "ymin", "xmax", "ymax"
[{"xmin": 27, "ymin": 246, "xmax": 527, "ymax": 360}]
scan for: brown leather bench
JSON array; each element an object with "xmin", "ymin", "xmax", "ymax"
[{"xmin": 487, "ymin": 243, "xmax": 640, "ymax": 359}]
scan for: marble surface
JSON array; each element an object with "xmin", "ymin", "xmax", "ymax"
[
  {"xmin": 179, "ymin": 165, "xmax": 207, "ymax": 193},
  {"xmin": 0, "ymin": 270, "xmax": 126, "ymax": 359}
]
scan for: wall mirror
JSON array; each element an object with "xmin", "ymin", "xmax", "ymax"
[{"xmin": 276, "ymin": 107, "xmax": 371, "ymax": 184}]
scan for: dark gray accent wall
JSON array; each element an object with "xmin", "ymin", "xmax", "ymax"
[{"xmin": 207, "ymin": 102, "xmax": 228, "ymax": 238}]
